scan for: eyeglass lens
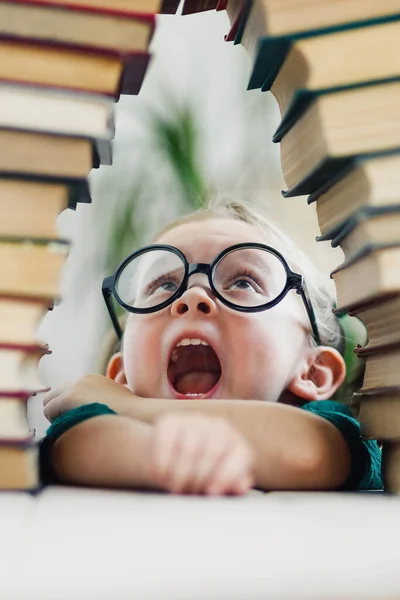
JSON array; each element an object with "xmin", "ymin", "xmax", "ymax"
[{"xmin": 115, "ymin": 247, "xmax": 288, "ymax": 310}]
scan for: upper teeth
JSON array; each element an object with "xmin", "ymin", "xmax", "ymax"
[{"xmin": 176, "ymin": 338, "xmax": 209, "ymax": 347}]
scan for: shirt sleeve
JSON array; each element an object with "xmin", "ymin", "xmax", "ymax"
[
  {"xmin": 39, "ymin": 402, "xmax": 117, "ymax": 485},
  {"xmin": 301, "ymin": 400, "xmax": 382, "ymax": 491}
]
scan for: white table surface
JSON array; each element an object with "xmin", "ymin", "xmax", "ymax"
[{"xmin": 0, "ymin": 486, "xmax": 398, "ymax": 600}]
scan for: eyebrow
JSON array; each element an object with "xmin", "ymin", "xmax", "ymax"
[{"xmin": 228, "ymin": 249, "xmax": 276, "ymax": 274}]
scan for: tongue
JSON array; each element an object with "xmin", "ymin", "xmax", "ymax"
[{"xmin": 175, "ymin": 371, "xmax": 219, "ymax": 395}]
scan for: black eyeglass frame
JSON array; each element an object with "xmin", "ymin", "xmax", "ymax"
[{"xmin": 102, "ymin": 242, "xmax": 321, "ymax": 345}]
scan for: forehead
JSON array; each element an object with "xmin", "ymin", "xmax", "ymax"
[{"xmin": 156, "ymin": 218, "xmax": 268, "ymax": 262}]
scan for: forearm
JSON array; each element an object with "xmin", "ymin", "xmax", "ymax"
[
  {"xmin": 124, "ymin": 398, "xmax": 350, "ymax": 490},
  {"xmin": 49, "ymin": 415, "xmax": 160, "ymax": 490}
]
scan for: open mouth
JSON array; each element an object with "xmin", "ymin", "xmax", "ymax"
[{"xmin": 167, "ymin": 339, "xmax": 222, "ymax": 396}]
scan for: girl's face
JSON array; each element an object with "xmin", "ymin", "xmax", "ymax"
[{"xmin": 121, "ymin": 218, "xmax": 311, "ymax": 403}]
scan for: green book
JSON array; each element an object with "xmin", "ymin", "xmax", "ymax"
[
  {"xmin": 271, "ymin": 18, "xmax": 400, "ymax": 141},
  {"xmin": 317, "ymin": 205, "xmax": 400, "ymax": 244},
  {"xmin": 236, "ymin": 4, "xmax": 400, "ymax": 91},
  {"xmin": 274, "ymin": 78, "xmax": 400, "ymax": 143}
]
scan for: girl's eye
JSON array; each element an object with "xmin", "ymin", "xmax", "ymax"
[
  {"xmin": 158, "ymin": 281, "xmax": 178, "ymax": 292},
  {"xmin": 225, "ymin": 270, "xmax": 264, "ymax": 293},
  {"xmin": 145, "ymin": 275, "xmax": 179, "ymax": 296},
  {"xmin": 229, "ymin": 279, "xmax": 256, "ymax": 291}
]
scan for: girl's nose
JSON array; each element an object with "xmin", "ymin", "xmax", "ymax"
[{"xmin": 170, "ymin": 285, "xmax": 218, "ymax": 317}]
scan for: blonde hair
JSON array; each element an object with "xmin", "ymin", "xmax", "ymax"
[{"xmin": 155, "ymin": 195, "xmax": 344, "ymax": 354}]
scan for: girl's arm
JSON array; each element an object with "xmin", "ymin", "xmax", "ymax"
[
  {"xmin": 124, "ymin": 396, "xmax": 351, "ymax": 490},
  {"xmin": 47, "ymin": 414, "xmax": 159, "ymax": 489},
  {"xmin": 44, "ymin": 409, "xmax": 255, "ymax": 495},
  {"xmin": 44, "ymin": 376, "xmax": 351, "ymax": 490}
]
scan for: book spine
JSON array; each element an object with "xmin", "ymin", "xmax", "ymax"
[
  {"xmin": 0, "ymin": 343, "xmax": 51, "ymax": 354},
  {"xmin": 273, "ymin": 77, "xmax": 400, "ymax": 143},
  {"xmin": 308, "ymin": 148, "xmax": 400, "ymax": 204},
  {"xmin": 119, "ymin": 53, "xmax": 151, "ymax": 96},
  {"xmin": 160, "ymin": 0, "xmax": 180, "ymax": 13},
  {"xmin": 282, "ymin": 157, "xmax": 355, "ymax": 198},
  {"xmin": 2, "ymin": 0, "xmax": 157, "ymax": 19},
  {"xmin": 355, "ymin": 385, "xmax": 400, "ymax": 397},
  {"xmin": 181, "ymin": 0, "xmax": 218, "ymax": 15},
  {"xmin": 248, "ymin": 13, "xmax": 400, "ymax": 91},
  {"xmin": 0, "ymin": 33, "xmax": 153, "ymax": 59},
  {"xmin": 355, "ymin": 340, "xmax": 400, "ymax": 357},
  {"xmin": 0, "ymin": 390, "xmax": 46, "ymax": 399}
]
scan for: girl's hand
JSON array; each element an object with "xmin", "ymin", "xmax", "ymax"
[
  {"xmin": 42, "ymin": 375, "xmax": 136, "ymax": 422},
  {"xmin": 146, "ymin": 413, "xmax": 255, "ymax": 496}
]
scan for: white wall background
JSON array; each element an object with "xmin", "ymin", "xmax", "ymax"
[{"xmin": 29, "ymin": 8, "xmax": 343, "ymax": 437}]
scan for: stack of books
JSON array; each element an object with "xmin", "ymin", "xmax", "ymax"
[
  {"xmin": 0, "ymin": 0, "xmax": 180, "ymax": 491},
  {"xmin": 228, "ymin": 0, "xmax": 400, "ymax": 491}
]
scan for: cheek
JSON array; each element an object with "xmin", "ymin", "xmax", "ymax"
[
  {"xmin": 122, "ymin": 318, "xmax": 162, "ymax": 389},
  {"xmin": 225, "ymin": 310, "xmax": 303, "ymax": 399}
]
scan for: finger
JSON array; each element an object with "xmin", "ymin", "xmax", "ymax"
[
  {"xmin": 207, "ymin": 472, "xmax": 253, "ymax": 496},
  {"xmin": 42, "ymin": 385, "xmax": 67, "ymax": 406},
  {"xmin": 43, "ymin": 399, "xmax": 58, "ymax": 422},
  {"xmin": 164, "ymin": 427, "xmax": 205, "ymax": 494},
  {"xmin": 188, "ymin": 438, "xmax": 231, "ymax": 494},
  {"xmin": 234, "ymin": 474, "xmax": 254, "ymax": 495},
  {"xmin": 149, "ymin": 416, "xmax": 184, "ymax": 485},
  {"xmin": 43, "ymin": 396, "xmax": 65, "ymax": 422},
  {"xmin": 206, "ymin": 447, "xmax": 255, "ymax": 496}
]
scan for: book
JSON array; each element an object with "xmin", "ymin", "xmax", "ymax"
[
  {"xmin": 118, "ymin": 53, "xmax": 151, "ymax": 96},
  {"xmin": 0, "ymin": 83, "xmax": 114, "ymax": 140},
  {"xmin": 311, "ymin": 154, "xmax": 400, "ymax": 236},
  {"xmin": 0, "ymin": 345, "xmax": 49, "ymax": 396},
  {"xmin": 361, "ymin": 345, "xmax": 400, "ymax": 390},
  {"xmin": 0, "ymin": 178, "xmax": 71, "ymax": 240},
  {"xmin": 239, "ymin": 0, "xmax": 400, "ymax": 90},
  {"xmin": 271, "ymin": 20, "xmax": 400, "ymax": 141},
  {"xmin": 0, "ymin": 129, "xmax": 94, "ymax": 179},
  {"xmin": 0, "ymin": 3, "xmax": 155, "ymax": 53},
  {"xmin": 332, "ymin": 246, "xmax": 400, "ymax": 314},
  {"xmin": 0, "ymin": 173, "xmax": 91, "ymax": 206},
  {"xmin": 0, "ymin": 397, "xmax": 31, "ymax": 441},
  {"xmin": 326, "ymin": 209, "xmax": 400, "ymax": 265},
  {"xmin": 181, "ymin": 0, "xmax": 218, "ymax": 15},
  {"xmin": 280, "ymin": 82, "xmax": 400, "ymax": 197},
  {"xmin": 224, "ymin": 0, "xmax": 246, "ymax": 41},
  {"xmin": 354, "ymin": 388, "xmax": 400, "ymax": 440},
  {"xmin": 0, "ymin": 38, "xmax": 150, "ymax": 99},
  {"xmin": 382, "ymin": 440, "xmax": 400, "ymax": 493},
  {"xmin": 0, "ymin": 442, "xmax": 39, "ymax": 490},
  {"xmin": 0, "ymin": 240, "xmax": 69, "ymax": 301},
  {"xmin": 0, "ymin": 299, "xmax": 50, "ymax": 349},
  {"xmin": 350, "ymin": 295, "xmax": 400, "ymax": 351},
  {"xmin": 9, "ymin": 0, "xmax": 180, "ymax": 15}
]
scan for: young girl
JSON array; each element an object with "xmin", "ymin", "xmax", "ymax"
[{"xmin": 40, "ymin": 199, "xmax": 382, "ymax": 494}]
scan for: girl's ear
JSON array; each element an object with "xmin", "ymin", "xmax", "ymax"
[
  {"xmin": 106, "ymin": 352, "xmax": 127, "ymax": 385},
  {"xmin": 287, "ymin": 346, "xmax": 346, "ymax": 402}
]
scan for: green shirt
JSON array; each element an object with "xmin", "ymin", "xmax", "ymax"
[{"xmin": 39, "ymin": 399, "xmax": 382, "ymax": 490}]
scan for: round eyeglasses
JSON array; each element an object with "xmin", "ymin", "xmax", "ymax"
[{"xmin": 102, "ymin": 242, "xmax": 321, "ymax": 344}]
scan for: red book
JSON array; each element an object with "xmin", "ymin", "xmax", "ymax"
[
  {"xmin": 0, "ymin": 0, "xmax": 179, "ymax": 16},
  {"xmin": 0, "ymin": 345, "xmax": 51, "ymax": 398},
  {"xmin": 0, "ymin": 36, "xmax": 151, "ymax": 98},
  {"xmin": 0, "ymin": 1, "xmax": 156, "ymax": 53},
  {"xmin": 181, "ymin": 0, "xmax": 218, "ymax": 15},
  {"xmin": 224, "ymin": 0, "xmax": 246, "ymax": 42}
]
